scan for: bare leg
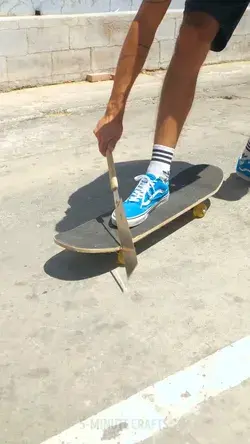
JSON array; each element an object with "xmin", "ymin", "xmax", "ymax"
[{"xmin": 154, "ymin": 12, "xmax": 220, "ymax": 147}]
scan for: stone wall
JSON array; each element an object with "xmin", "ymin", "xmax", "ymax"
[{"xmin": 0, "ymin": 9, "xmax": 250, "ymax": 92}]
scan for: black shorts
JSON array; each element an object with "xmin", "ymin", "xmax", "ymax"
[{"xmin": 184, "ymin": 0, "xmax": 249, "ymax": 51}]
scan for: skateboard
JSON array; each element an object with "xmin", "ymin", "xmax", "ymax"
[{"xmin": 54, "ymin": 164, "xmax": 223, "ymax": 264}]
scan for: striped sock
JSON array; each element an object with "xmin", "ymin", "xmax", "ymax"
[
  {"xmin": 147, "ymin": 144, "xmax": 174, "ymax": 179},
  {"xmin": 242, "ymin": 138, "xmax": 250, "ymax": 159}
]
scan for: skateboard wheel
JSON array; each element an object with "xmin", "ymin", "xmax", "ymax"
[
  {"xmin": 193, "ymin": 203, "xmax": 207, "ymax": 218},
  {"xmin": 117, "ymin": 250, "xmax": 125, "ymax": 265}
]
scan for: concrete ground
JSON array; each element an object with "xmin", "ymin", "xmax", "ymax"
[{"xmin": 0, "ymin": 62, "xmax": 250, "ymax": 444}]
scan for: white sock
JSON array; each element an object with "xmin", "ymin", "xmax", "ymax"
[
  {"xmin": 147, "ymin": 144, "xmax": 174, "ymax": 179},
  {"xmin": 242, "ymin": 138, "xmax": 250, "ymax": 159}
]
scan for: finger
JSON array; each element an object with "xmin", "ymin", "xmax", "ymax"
[
  {"xmin": 106, "ymin": 140, "xmax": 116, "ymax": 156},
  {"xmin": 100, "ymin": 142, "xmax": 114, "ymax": 157},
  {"xmin": 99, "ymin": 140, "xmax": 109, "ymax": 157},
  {"xmin": 96, "ymin": 133, "xmax": 106, "ymax": 156}
]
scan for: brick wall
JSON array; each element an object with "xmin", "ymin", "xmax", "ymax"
[{"xmin": 0, "ymin": 10, "xmax": 250, "ymax": 92}]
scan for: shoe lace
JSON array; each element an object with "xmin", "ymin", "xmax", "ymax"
[{"xmin": 127, "ymin": 175, "xmax": 155, "ymax": 203}]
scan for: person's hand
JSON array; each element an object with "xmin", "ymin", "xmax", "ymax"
[{"xmin": 94, "ymin": 114, "xmax": 123, "ymax": 156}]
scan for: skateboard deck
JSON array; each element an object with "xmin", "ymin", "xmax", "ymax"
[{"xmin": 54, "ymin": 164, "xmax": 223, "ymax": 254}]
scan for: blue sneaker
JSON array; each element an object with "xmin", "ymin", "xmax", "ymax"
[
  {"xmin": 236, "ymin": 156, "xmax": 250, "ymax": 181},
  {"xmin": 111, "ymin": 173, "xmax": 170, "ymax": 228}
]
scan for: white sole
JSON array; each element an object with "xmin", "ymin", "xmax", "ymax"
[
  {"xmin": 111, "ymin": 194, "xmax": 169, "ymax": 228},
  {"xmin": 236, "ymin": 170, "xmax": 250, "ymax": 182}
]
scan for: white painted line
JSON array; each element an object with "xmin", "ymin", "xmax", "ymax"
[{"xmin": 42, "ymin": 335, "xmax": 250, "ymax": 444}]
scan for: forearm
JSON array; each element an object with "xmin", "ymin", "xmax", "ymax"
[
  {"xmin": 106, "ymin": 20, "xmax": 153, "ymax": 117},
  {"xmin": 106, "ymin": 0, "xmax": 171, "ymax": 118}
]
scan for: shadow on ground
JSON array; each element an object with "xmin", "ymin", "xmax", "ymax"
[{"xmin": 215, "ymin": 172, "xmax": 249, "ymax": 202}]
